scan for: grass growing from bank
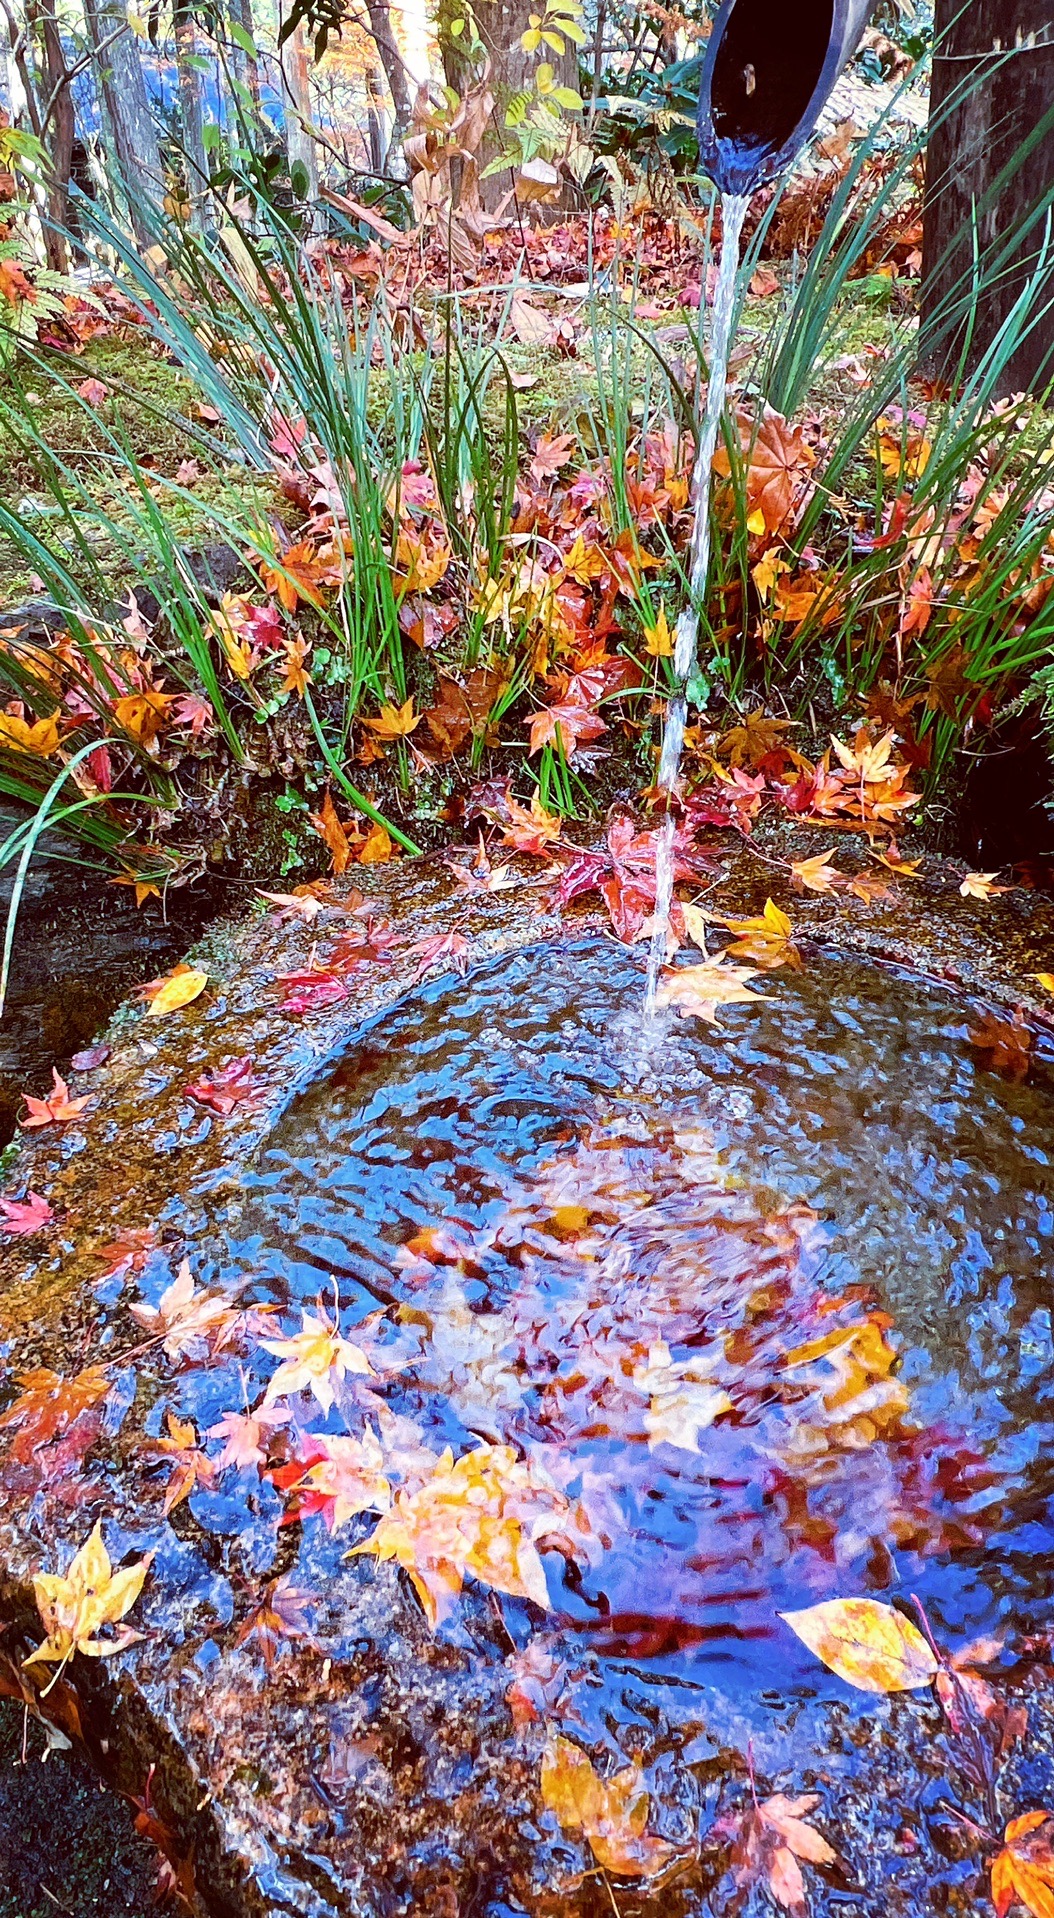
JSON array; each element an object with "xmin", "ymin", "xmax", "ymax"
[{"xmin": 0, "ymin": 87, "xmax": 1052, "ymax": 906}]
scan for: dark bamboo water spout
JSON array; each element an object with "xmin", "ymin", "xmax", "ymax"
[{"xmin": 696, "ymin": 0, "xmax": 877, "ymax": 195}]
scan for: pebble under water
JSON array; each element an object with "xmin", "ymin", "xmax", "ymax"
[{"xmin": 216, "ymin": 937, "xmax": 1054, "ymax": 1752}]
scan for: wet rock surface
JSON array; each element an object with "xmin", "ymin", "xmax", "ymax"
[{"xmin": 1, "ymin": 833, "xmax": 1054, "ymax": 1916}]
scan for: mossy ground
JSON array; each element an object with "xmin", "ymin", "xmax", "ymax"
[{"xmin": 0, "ymin": 1700, "xmax": 156, "ymax": 1917}]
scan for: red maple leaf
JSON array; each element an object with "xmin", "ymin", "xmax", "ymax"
[
  {"xmin": 0, "ymin": 1191, "xmax": 53, "ymax": 1235},
  {"xmin": 185, "ymin": 1056, "xmax": 264, "ymax": 1117}
]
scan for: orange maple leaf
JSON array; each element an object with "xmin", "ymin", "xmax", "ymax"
[
  {"xmin": 992, "ymin": 1810, "xmax": 1054, "ymax": 1918},
  {"xmin": 21, "ymin": 1068, "xmax": 91, "ymax": 1130}
]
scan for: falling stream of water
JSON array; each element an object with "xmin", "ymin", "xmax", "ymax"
[{"xmin": 644, "ymin": 190, "xmax": 750, "ymax": 1012}]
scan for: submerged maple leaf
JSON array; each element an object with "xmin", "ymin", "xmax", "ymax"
[
  {"xmin": 234, "ymin": 1576, "xmax": 319, "ymax": 1670},
  {"xmin": 540, "ymin": 1734, "xmax": 678, "ymax": 1878},
  {"xmin": 261, "ymin": 1305, "xmax": 375, "ymax": 1414},
  {"xmin": 0, "ymin": 1190, "xmax": 53, "ymax": 1235},
  {"xmin": 968, "ymin": 1010, "xmax": 1032, "ymax": 1082},
  {"xmin": 716, "ymin": 898, "xmax": 801, "ymax": 970},
  {"xmin": 991, "ymin": 1810, "xmax": 1054, "ymax": 1918},
  {"xmin": 208, "ymin": 1402, "xmax": 290, "ymax": 1471},
  {"xmin": 632, "ymin": 1341, "xmax": 732, "ymax": 1453},
  {"xmin": 21, "ymin": 1068, "xmax": 91, "ymax": 1129},
  {"xmin": 0, "ymin": 1366, "xmax": 111, "ymax": 1463},
  {"xmin": 24, "ymin": 1522, "xmax": 151, "ymax": 1670},
  {"xmin": 129, "ymin": 1261, "xmax": 242, "ymax": 1363},
  {"xmin": 184, "ymin": 1056, "xmax": 264, "ymax": 1117},
  {"xmin": 273, "ymin": 1426, "xmax": 392, "ymax": 1531},
  {"xmin": 152, "ymin": 1412, "xmax": 218, "ymax": 1514},
  {"xmin": 352, "ymin": 1442, "xmax": 580, "ymax": 1627},
  {"xmin": 718, "ymin": 1790, "xmax": 838, "ymax": 1916},
  {"xmin": 654, "ymin": 955, "xmax": 765, "ymax": 1024},
  {"xmin": 91, "ymin": 1225, "xmax": 158, "ymax": 1286},
  {"xmin": 789, "ymin": 850, "xmax": 843, "ymax": 895}
]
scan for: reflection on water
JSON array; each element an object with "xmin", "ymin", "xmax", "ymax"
[{"xmin": 222, "ymin": 939, "xmax": 1054, "ymax": 1714}]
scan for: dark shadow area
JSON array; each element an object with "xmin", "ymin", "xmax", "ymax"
[{"xmin": 959, "ymin": 717, "xmax": 1054, "ymax": 881}]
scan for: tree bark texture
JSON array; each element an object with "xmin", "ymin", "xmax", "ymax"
[
  {"xmin": 364, "ymin": 0, "xmax": 413, "ymax": 170},
  {"xmin": 173, "ymin": 2, "xmax": 209, "ymax": 211},
  {"xmin": 922, "ymin": 0, "xmax": 1054, "ymax": 396},
  {"xmin": 441, "ymin": 0, "xmax": 578, "ymax": 208},
  {"xmin": 35, "ymin": 0, "xmax": 74, "ymax": 267}
]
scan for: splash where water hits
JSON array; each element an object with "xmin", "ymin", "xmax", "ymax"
[{"xmin": 645, "ymin": 191, "xmax": 751, "ymax": 1016}]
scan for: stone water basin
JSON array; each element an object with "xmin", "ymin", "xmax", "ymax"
[
  {"xmin": 4, "ymin": 881, "xmax": 1054, "ymax": 1917},
  {"xmin": 219, "ymin": 942, "xmax": 1054, "ymax": 1704}
]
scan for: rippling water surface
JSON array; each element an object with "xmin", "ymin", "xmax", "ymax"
[{"xmin": 221, "ymin": 939, "xmax": 1054, "ymax": 1715}]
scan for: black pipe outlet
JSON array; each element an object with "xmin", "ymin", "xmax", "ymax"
[{"xmin": 697, "ymin": 0, "xmax": 876, "ymax": 195}]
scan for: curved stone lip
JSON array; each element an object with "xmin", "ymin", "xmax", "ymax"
[{"xmin": 1, "ymin": 836, "xmax": 1053, "ymax": 1915}]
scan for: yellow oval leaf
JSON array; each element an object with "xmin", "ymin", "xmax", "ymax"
[
  {"xmin": 146, "ymin": 967, "xmax": 208, "ymax": 1016},
  {"xmin": 779, "ymin": 1597, "xmax": 939, "ymax": 1694}
]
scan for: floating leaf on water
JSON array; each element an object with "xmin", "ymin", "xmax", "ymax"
[
  {"xmin": 654, "ymin": 956, "xmax": 764, "ymax": 1024},
  {"xmin": 779, "ymin": 1596, "xmax": 939, "ymax": 1694},
  {"xmin": 24, "ymin": 1521, "xmax": 151, "ymax": 1669},
  {"xmin": 260, "ymin": 1306, "xmax": 375, "ymax": 1414},
  {"xmin": 991, "ymin": 1810, "xmax": 1054, "ymax": 1918},
  {"xmin": 540, "ymin": 1734, "xmax": 679, "ymax": 1878}
]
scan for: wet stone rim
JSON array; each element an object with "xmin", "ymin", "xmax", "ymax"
[{"xmin": 2, "ymin": 839, "xmax": 1054, "ymax": 1915}]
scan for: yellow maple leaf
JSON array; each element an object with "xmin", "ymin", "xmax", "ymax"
[
  {"xmin": 362, "ymin": 698, "xmax": 419, "ymax": 741},
  {"xmin": 540, "ymin": 1735, "xmax": 678, "ymax": 1878},
  {"xmin": 24, "ymin": 1522, "xmax": 150, "ymax": 1672},
  {"xmin": 261, "ymin": 1306, "xmax": 374, "ymax": 1414},
  {"xmin": 960, "ymin": 871, "xmax": 1010, "ymax": 901},
  {"xmin": 352, "ymin": 1442, "xmax": 576, "ymax": 1626},
  {"xmin": 112, "ymin": 687, "xmax": 173, "ymax": 751},
  {"xmin": 654, "ymin": 955, "xmax": 765, "ymax": 1025},
  {"xmin": 831, "ymin": 726, "xmax": 898, "ymax": 784},
  {"xmin": 717, "ymin": 897, "xmax": 800, "ymax": 970},
  {"xmin": 780, "ymin": 1596, "xmax": 938, "ymax": 1694},
  {"xmin": 642, "ymin": 604, "xmax": 674, "ymax": 657},
  {"xmin": 140, "ymin": 964, "xmax": 208, "ymax": 1016},
  {"xmin": 0, "ymin": 710, "xmax": 61, "ymax": 756},
  {"xmin": 790, "ymin": 850, "xmax": 842, "ymax": 894}
]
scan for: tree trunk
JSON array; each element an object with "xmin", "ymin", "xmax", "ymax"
[
  {"xmin": 235, "ymin": 0, "xmax": 262, "ymax": 119},
  {"xmin": 83, "ymin": 0, "xmax": 162, "ymax": 244},
  {"xmin": 174, "ymin": 2, "xmax": 208, "ymax": 211},
  {"xmin": 442, "ymin": 0, "xmax": 579, "ymax": 209},
  {"xmin": 364, "ymin": 0, "xmax": 413, "ymax": 173},
  {"xmin": 922, "ymin": 0, "xmax": 1054, "ymax": 396},
  {"xmin": 279, "ymin": 20, "xmax": 318, "ymax": 212},
  {"xmin": 36, "ymin": 0, "xmax": 74, "ymax": 269}
]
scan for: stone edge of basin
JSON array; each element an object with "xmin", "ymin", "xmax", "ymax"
[{"xmin": 1, "ymin": 834, "xmax": 1053, "ymax": 1914}]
